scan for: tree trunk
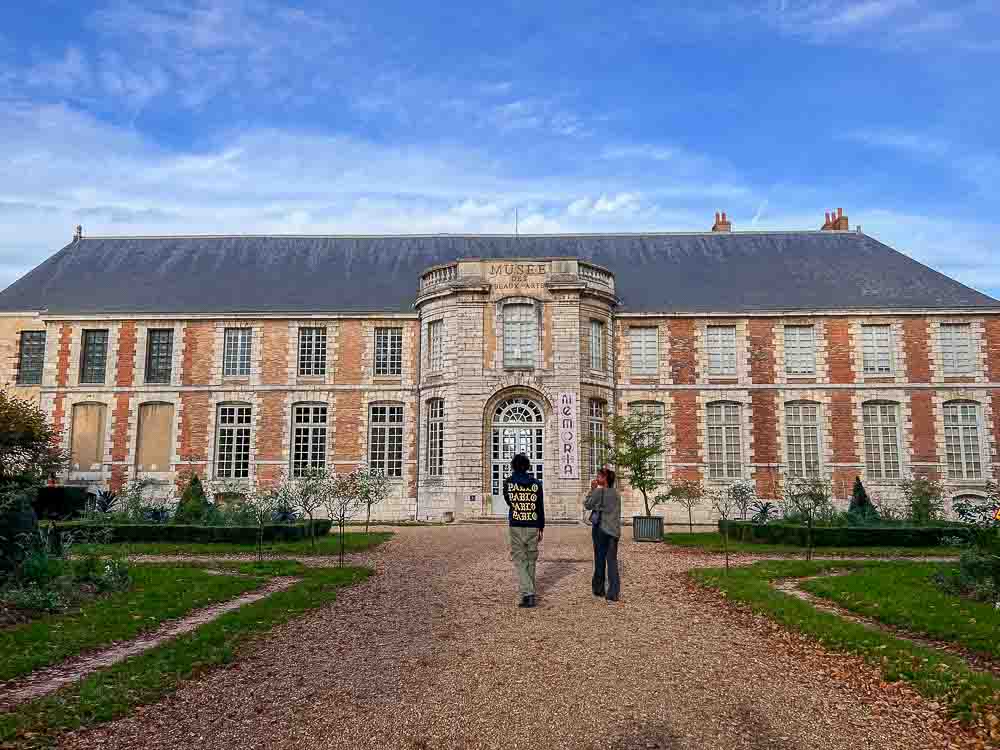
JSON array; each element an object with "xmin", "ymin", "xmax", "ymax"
[
  {"xmin": 308, "ymin": 512, "xmax": 316, "ymax": 551},
  {"xmin": 641, "ymin": 490, "xmax": 651, "ymax": 517},
  {"xmin": 722, "ymin": 526, "xmax": 730, "ymax": 572},
  {"xmin": 687, "ymin": 507, "xmax": 693, "ymax": 535},
  {"xmin": 365, "ymin": 504, "xmax": 371, "ymax": 536},
  {"xmin": 257, "ymin": 525, "xmax": 264, "ymax": 562},
  {"xmin": 339, "ymin": 519, "xmax": 345, "ymax": 567}
]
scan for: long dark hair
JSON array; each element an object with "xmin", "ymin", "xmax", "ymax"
[{"xmin": 603, "ymin": 468, "xmax": 616, "ymax": 488}]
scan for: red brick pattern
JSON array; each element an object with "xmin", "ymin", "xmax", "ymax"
[
  {"xmin": 260, "ymin": 322, "xmax": 288, "ymax": 385},
  {"xmin": 182, "ymin": 322, "xmax": 215, "ymax": 385},
  {"xmin": 909, "ymin": 390, "xmax": 937, "ymax": 478},
  {"xmin": 332, "ymin": 392, "xmax": 363, "ymax": 469},
  {"xmin": 986, "ymin": 319, "xmax": 1000, "ymax": 381},
  {"xmin": 116, "ymin": 321, "xmax": 136, "ymax": 387},
  {"xmin": 257, "ymin": 393, "xmax": 285, "ymax": 463},
  {"xmin": 751, "ymin": 390, "xmax": 780, "ymax": 498},
  {"xmin": 337, "ymin": 321, "xmax": 364, "ymax": 384},
  {"xmin": 825, "ymin": 318, "xmax": 854, "ymax": 384},
  {"xmin": 747, "ymin": 319, "xmax": 775, "ymax": 383},
  {"xmin": 903, "ymin": 318, "xmax": 931, "ymax": 383},
  {"xmin": 179, "ymin": 392, "xmax": 210, "ymax": 469},
  {"xmin": 668, "ymin": 320, "xmax": 696, "ymax": 384},
  {"xmin": 672, "ymin": 391, "xmax": 699, "ymax": 464},
  {"xmin": 992, "ymin": 390, "xmax": 1000, "ymax": 480}
]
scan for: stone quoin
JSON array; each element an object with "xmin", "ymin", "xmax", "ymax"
[{"xmin": 1, "ymin": 212, "xmax": 999, "ymax": 524}]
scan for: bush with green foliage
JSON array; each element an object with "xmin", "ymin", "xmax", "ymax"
[
  {"xmin": 0, "ymin": 487, "xmax": 40, "ymax": 576},
  {"xmin": 52, "ymin": 520, "xmax": 332, "ymax": 544},
  {"xmin": 0, "ymin": 389, "xmax": 66, "ymax": 486},
  {"xmin": 719, "ymin": 520, "xmax": 972, "ymax": 547},
  {"xmin": 173, "ymin": 474, "xmax": 212, "ymax": 525},
  {"xmin": 847, "ymin": 477, "xmax": 879, "ymax": 524},
  {"xmin": 899, "ymin": 476, "xmax": 946, "ymax": 526}
]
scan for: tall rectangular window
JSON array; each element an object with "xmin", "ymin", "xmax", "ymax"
[
  {"xmin": 503, "ymin": 304, "xmax": 537, "ymax": 368},
  {"xmin": 588, "ymin": 399, "xmax": 606, "ymax": 477},
  {"xmin": 861, "ymin": 324, "xmax": 894, "ymax": 375},
  {"xmin": 426, "ymin": 399, "xmax": 444, "ymax": 476},
  {"xmin": 16, "ymin": 331, "xmax": 45, "ymax": 385},
  {"xmin": 292, "ymin": 403, "xmax": 327, "ymax": 477},
  {"xmin": 135, "ymin": 402, "xmax": 174, "ymax": 472},
  {"xmin": 223, "ymin": 328, "xmax": 252, "ymax": 377},
  {"xmin": 215, "ymin": 404, "xmax": 251, "ymax": 478},
  {"xmin": 79, "ymin": 330, "xmax": 109, "ymax": 384},
  {"xmin": 428, "ymin": 320, "xmax": 444, "ymax": 372},
  {"xmin": 707, "ymin": 402, "xmax": 743, "ymax": 479},
  {"xmin": 369, "ymin": 403, "xmax": 403, "ymax": 477},
  {"xmin": 939, "ymin": 323, "xmax": 973, "ymax": 375},
  {"xmin": 863, "ymin": 402, "xmax": 901, "ymax": 480},
  {"xmin": 944, "ymin": 401, "xmax": 982, "ymax": 479},
  {"xmin": 706, "ymin": 325, "xmax": 737, "ymax": 377},
  {"xmin": 784, "ymin": 325, "xmax": 816, "ymax": 376},
  {"xmin": 590, "ymin": 320, "xmax": 605, "ymax": 371},
  {"xmin": 374, "ymin": 327, "xmax": 403, "ymax": 376},
  {"xmin": 786, "ymin": 402, "xmax": 821, "ymax": 478},
  {"xmin": 629, "ymin": 327, "xmax": 658, "ymax": 376},
  {"xmin": 297, "ymin": 327, "xmax": 327, "ymax": 377},
  {"xmin": 629, "ymin": 401, "xmax": 664, "ymax": 478},
  {"xmin": 145, "ymin": 329, "xmax": 174, "ymax": 384}
]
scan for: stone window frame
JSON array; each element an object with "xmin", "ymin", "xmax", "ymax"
[
  {"xmin": 129, "ymin": 396, "xmax": 181, "ymax": 480},
  {"xmin": 426, "ymin": 318, "xmax": 445, "ymax": 373},
  {"xmin": 695, "ymin": 320, "xmax": 750, "ymax": 383},
  {"xmin": 930, "ymin": 318, "xmax": 985, "ymax": 383},
  {"xmin": 205, "ymin": 391, "xmax": 261, "ymax": 483},
  {"xmin": 627, "ymin": 400, "xmax": 666, "ymax": 480},
  {"xmin": 851, "ymin": 389, "xmax": 913, "ymax": 491},
  {"xmin": 940, "ymin": 398, "xmax": 987, "ymax": 481},
  {"xmin": 500, "ymin": 299, "xmax": 540, "ymax": 370},
  {"xmin": 79, "ymin": 328, "xmax": 111, "ymax": 385},
  {"xmin": 587, "ymin": 397, "xmax": 607, "ymax": 478},
  {"xmin": 134, "ymin": 322, "xmax": 184, "ymax": 388},
  {"xmin": 289, "ymin": 401, "xmax": 329, "ymax": 478},
  {"xmin": 296, "ymin": 327, "xmax": 328, "ymax": 378},
  {"xmin": 63, "ymin": 392, "xmax": 116, "ymax": 480},
  {"xmin": 850, "ymin": 319, "xmax": 907, "ymax": 385},
  {"xmin": 373, "ymin": 326, "xmax": 404, "ymax": 377},
  {"xmin": 589, "ymin": 319, "xmax": 606, "ymax": 372},
  {"xmin": 705, "ymin": 400, "xmax": 745, "ymax": 481},
  {"xmin": 425, "ymin": 397, "xmax": 445, "ymax": 477},
  {"xmin": 222, "ymin": 327, "xmax": 253, "ymax": 378},
  {"xmin": 287, "ymin": 322, "xmax": 337, "ymax": 386},
  {"xmin": 628, "ymin": 325, "xmax": 658, "ymax": 377},
  {"xmin": 783, "ymin": 324, "xmax": 817, "ymax": 376},
  {"xmin": 933, "ymin": 388, "xmax": 997, "ymax": 489},
  {"xmin": 778, "ymin": 396, "xmax": 829, "ymax": 480},
  {"xmin": 860, "ymin": 400, "xmax": 904, "ymax": 482},
  {"xmin": 63, "ymin": 322, "xmax": 121, "ymax": 389},
  {"xmin": 16, "ymin": 330, "xmax": 46, "ymax": 385},
  {"xmin": 696, "ymin": 390, "xmax": 754, "ymax": 486},
  {"xmin": 367, "ymin": 400, "xmax": 405, "ymax": 478},
  {"xmin": 781, "ymin": 402, "xmax": 828, "ymax": 479}
]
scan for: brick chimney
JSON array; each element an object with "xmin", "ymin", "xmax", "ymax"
[
  {"xmin": 711, "ymin": 211, "xmax": 732, "ymax": 232},
  {"xmin": 821, "ymin": 208, "xmax": 849, "ymax": 231}
]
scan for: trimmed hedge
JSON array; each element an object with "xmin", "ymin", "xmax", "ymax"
[
  {"xmin": 718, "ymin": 520, "xmax": 972, "ymax": 547},
  {"xmin": 33, "ymin": 487, "xmax": 91, "ymax": 520},
  {"xmin": 51, "ymin": 520, "xmax": 333, "ymax": 544}
]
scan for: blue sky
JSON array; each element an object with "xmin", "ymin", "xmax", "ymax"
[{"xmin": 1, "ymin": 0, "xmax": 998, "ymax": 296}]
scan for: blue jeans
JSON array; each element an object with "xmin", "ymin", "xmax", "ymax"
[{"xmin": 592, "ymin": 525, "xmax": 620, "ymax": 600}]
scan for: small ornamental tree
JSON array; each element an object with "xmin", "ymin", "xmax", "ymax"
[
  {"xmin": 666, "ymin": 480, "xmax": 704, "ymax": 534},
  {"xmin": 0, "ymin": 389, "xmax": 66, "ymax": 486},
  {"xmin": 241, "ymin": 482, "xmax": 279, "ymax": 561},
  {"xmin": 728, "ymin": 480, "xmax": 757, "ymax": 521},
  {"xmin": 899, "ymin": 476, "xmax": 946, "ymax": 526},
  {"xmin": 356, "ymin": 465, "xmax": 390, "ymax": 535},
  {"xmin": 600, "ymin": 410, "xmax": 667, "ymax": 517},
  {"xmin": 783, "ymin": 477, "xmax": 834, "ymax": 560},
  {"xmin": 324, "ymin": 470, "xmax": 363, "ymax": 567},
  {"xmin": 283, "ymin": 469, "xmax": 329, "ymax": 550},
  {"xmin": 848, "ymin": 476, "xmax": 878, "ymax": 523},
  {"xmin": 710, "ymin": 483, "xmax": 741, "ymax": 572}
]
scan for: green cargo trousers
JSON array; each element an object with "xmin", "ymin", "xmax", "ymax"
[{"xmin": 508, "ymin": 526, "xmax": 540, "ymax": 597}]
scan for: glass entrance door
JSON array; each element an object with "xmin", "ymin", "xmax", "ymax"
[{"xmin": 490, "ymin": 397, "xmax": 544, "ymax": 514}]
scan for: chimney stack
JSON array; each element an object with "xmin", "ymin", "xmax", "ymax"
[
  {"xmin": 821, "ymin": 207, "xmax": 849, "ymax": 231},
  {"xmin": 711, "ymin": 210, "xmax": 732, "ymax": 232},
  {"xmin": 73, "ymin": 225, "xmax": 83, "ymax": 242}
]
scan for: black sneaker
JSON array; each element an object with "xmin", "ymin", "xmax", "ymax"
[
  {"xmin": 525, "ymin": 594, "xmax": 536, "ymax": 608},
  {"xmin": 518, "ymin": 595, "xmax": 531, "ymax": 608}
]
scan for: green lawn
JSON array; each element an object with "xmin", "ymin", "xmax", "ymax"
[
  {"xmin": 75, "ymin": 531, "xmax": 393, "ymax": 557},
  {"xmin": 666, "ymin": 531, "xmax": 960, "ymax": 558},
  {"xmin": 0, "ymin": 566, "xmax": 264, "ymax": 683},
  {"xmin": 0, "ymin": 564, "xmax": 370, "ymax": 749},
  {"xmin": 803, "ymin": 563, "xmax": 1000, "ymax": 661},
  {"xmin": 690, "ymin": 560, "xmax": 1000, "ymax": 724}
]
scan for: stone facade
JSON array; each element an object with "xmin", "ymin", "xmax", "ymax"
[{"xmin": 2, "ymin": 255, "xmax": 1000, "ymax": 523}]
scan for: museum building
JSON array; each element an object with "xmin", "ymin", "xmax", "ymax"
[{"xmin": 1, "ymin": 209, "xmax": 998, "ymax": 523}]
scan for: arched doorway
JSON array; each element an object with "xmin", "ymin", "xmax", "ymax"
[{"xmin": 489, "ymin": 396, "xmax": 545, "ymax": 515}]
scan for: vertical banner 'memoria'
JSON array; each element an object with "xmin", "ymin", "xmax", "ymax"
[{"xmin": 558, "ymin": 391, "xmax": 579, "ymax": 480}]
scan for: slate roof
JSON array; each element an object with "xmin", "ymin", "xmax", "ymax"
[{"xmin": 0, "ymin": 231, "xmax": 995, "ymax": 315}]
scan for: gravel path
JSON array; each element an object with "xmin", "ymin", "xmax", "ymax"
[{"xmin": 60, "ymin": 526, "xmax": 976, "ymax": 750}]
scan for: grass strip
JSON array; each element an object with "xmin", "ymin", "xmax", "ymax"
[
  {"xmin": 690, "ymin": 560, "xmax": 1000, "ymax": 724},
  {"xmin": 802, "ymin": 563, "xmax": 1000, "ymax": 661},
  {"xmin": 0, "ymin": 564, "xmax": 370, "ymax": 749},
  {"xmin": 667, "ymin": 531, "xmax": 960, "ymax": 558},
  {"xmin": 0, "ymin": 567, "xmax": 263, "ymax": 682},
  {"xmin": 75, "ymin": 531, "xmax": 393, "ymax": 557}
]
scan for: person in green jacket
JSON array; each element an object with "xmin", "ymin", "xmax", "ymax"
[{"xmin": 503, "ymin": 453, "xmax": 545, "ymax": 608}]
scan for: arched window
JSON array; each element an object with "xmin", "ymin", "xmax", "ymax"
[
  {"xmin": 503, "ymin": 304, "xmax": 537, "ymax": 368},
  {"xmin": 215, "ymin": 403, "xmax": 252, "ymax": 478},
  {"xmin": 70, "ymin": 402, "xmax": 107, "ymax": 472},
  {"xmin": 785, "ymin": 401, "xmax": 821, "ymax": 478},
  {"xmin": 369, "ymin": 402, "xmax": 404, "ymax": 477},
  {"xmin": 943, "ymin": 400, "xmax": 982, "ymax": 479},
  {"xmin": 629, "ymin": 401, "xmax": 664, "ymax": 478},
  {"xmin": 426, "ymin": 398, "xmax": 445, "ymax": 477},
  {"xmin": 490, "ymin": 397, "xmax": 544, "ymax": 497},
  {"xmin": 707, "ymin": 401, "xmax": 743, "ymax": 479},
  {"xmin": 862, "ymin": 402, "xmax": 901, "ymax": 480},
  {"xmin": 291, "ymin": 403, "xmax": 328, "ymax": 477},
  {"xmin": 135, "ymin": 402, "xmax": 174, "ymax": 472},
  {"xmin": 587, "ymin": 399, "xmax": 607, "ymax": 477}
]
